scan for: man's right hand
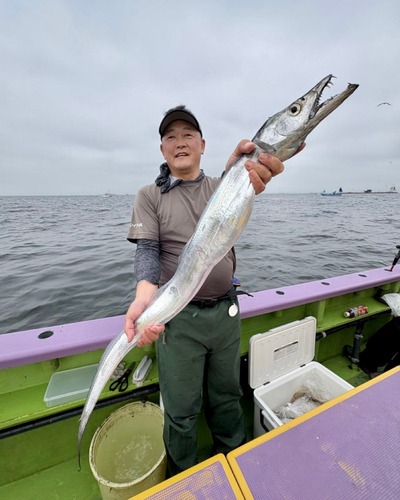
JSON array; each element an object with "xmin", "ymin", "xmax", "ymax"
[{"xmin": 124, "ymin": 281, "xmax": 165, "ymax": 346}]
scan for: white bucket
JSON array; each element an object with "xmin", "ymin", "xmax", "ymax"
[{"xmin": 89, "ymin": 401, "xmax": 167, "ymax": 500}]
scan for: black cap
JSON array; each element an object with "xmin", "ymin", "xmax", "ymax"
[{"xmin": 159, "ymin": 106, "xmax": 202, "ymax": 138}]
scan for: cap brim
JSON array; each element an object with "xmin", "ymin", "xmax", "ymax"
[{"xmin": 159, "ymin": 111, "xmax": 202, "ymax": 138}]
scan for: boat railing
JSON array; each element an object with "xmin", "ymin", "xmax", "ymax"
[{"xmin": 1, "ymin": 266, "xmax": 399, "ymax": 370}]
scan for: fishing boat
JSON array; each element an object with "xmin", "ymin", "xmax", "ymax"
[
  {"xmin": 1, "ymin": 260, "xmax": 400, "ymax": 499},
  {"xmin": 320, "ymin": 188, "xmax": 342, "ymax": 196}
]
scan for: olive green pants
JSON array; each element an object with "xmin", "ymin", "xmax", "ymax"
[{"xmin": 156, "ymin": 299, "xmax": 246, "ymax": 477}]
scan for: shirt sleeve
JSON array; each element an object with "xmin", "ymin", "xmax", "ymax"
[
  {"xmin": 127, "ymin": 188, "xmax": 159, "ymax": 243},
  {"xmin": 134, "ymin": 239, "xmax": 161, "ymax": 285}
]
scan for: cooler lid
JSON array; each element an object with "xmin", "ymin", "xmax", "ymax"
[{"xmin": 249, "ymin": 316, "xmax": 317, "ymax": 389}]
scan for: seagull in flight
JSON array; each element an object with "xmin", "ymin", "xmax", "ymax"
[{"xmin": 377, "ymin": 102, "xmax": 391, "ymax": 106}]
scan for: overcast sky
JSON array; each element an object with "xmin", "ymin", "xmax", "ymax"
[{"xmin": 0, "ymin": 0, "xmax": 399, "ymax": 196}]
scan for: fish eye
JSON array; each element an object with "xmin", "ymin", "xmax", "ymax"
[{"xmin": 289, "ymin": 103, "xmax": 301, "ymax": 116}]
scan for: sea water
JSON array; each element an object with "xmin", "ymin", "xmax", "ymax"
[
  {"xmin": 95, "ymin": 412, "xmax": 164, "ymax": 484},
  {"xmin": 1, "ymin": 193, "xmax": 399, "ymax": 334}
]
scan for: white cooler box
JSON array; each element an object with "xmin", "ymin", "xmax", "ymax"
[{"xmin": 249, "ymin": 316, "xmax": 353, "ymax": 438}]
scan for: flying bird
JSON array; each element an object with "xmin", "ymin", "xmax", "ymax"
[{"xmin": 377, "ymin": 102, "xmax": 391, "ymax": 106}]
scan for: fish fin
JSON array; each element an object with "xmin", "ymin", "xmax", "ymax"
[{"xmin": 253, "ymin": 139, "xmax": 277, "ymax": 155}]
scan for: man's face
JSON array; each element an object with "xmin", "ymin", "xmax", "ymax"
[{"xmin": 160, "ymin": 120, "xmax": 205, "ymax": 179}]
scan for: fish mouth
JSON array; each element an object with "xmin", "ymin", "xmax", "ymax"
[{"xmin": 308, "ymin": 75, "xmax": 359, "ymax": 121}]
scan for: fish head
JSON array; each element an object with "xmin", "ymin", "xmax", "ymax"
[{"xmin": 253, "ymin": 75, "xmax": 359, "ymax": 161}]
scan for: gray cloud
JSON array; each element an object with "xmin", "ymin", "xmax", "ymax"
[{"xmin": 0, "ymin": 0, "xmax": 399, "ymax": 195}]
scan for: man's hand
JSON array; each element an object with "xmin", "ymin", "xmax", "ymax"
[
  {"xmin": 226, "ymin": 140, "xmax": 305, "ymax": 195},
  {"xmin": 124, "ymin": 281, "xmax": 165, "ymax": 346}
]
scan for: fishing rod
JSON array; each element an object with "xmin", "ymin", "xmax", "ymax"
[{"xmin": 387, "ymin": 245, "xmax": 400, "ymax": 272}]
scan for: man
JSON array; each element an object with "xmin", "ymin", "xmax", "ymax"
[{"xmin": 125, "ymin": 105, "xmax": 290, "ymax": 476}]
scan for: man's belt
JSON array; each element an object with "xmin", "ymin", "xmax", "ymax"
[{"xmin": 189, "ymin": 287, "xmax": 252, "ymax": 309}]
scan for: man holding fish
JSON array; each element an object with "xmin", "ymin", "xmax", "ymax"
[
  {"xmin": 125, "ymin": 105, "xmax": 292, "ymax": 476},
  {"xmin": 79, "ymin": 77, "xmax": 358, "ymax": 473}
]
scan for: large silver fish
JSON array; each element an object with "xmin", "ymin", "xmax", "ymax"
[{"xmin": 78, "ymin": 75, "xmax": 358, "ymax": 466}]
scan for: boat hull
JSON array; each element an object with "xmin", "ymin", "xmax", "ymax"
[{"xmin": 1, "ymin": 266, "xmax": 400, "ymax": 499}]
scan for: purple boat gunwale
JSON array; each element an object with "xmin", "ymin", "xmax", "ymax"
[{"xmin": 1, "ymin": 266, "xmax": 399, "ymax": 370}]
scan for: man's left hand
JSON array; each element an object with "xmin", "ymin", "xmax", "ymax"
[{"xmin": 226, "ymin": 140, "xmax": 305, "ymax": 195}]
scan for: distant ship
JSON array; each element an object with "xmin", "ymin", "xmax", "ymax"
[
  {"xmin": 321, "ymin": 188, "xmax": 342, "ymax": 197},
  {"xmin": 341, "ymin": 186, "xmax": 397, "ymax": 195}
]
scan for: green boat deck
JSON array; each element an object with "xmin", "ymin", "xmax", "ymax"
[
  {"xmin": 0, "ymin": 358, "xmax": 374, "ymax": 500},
  {"xmin": 1, "ymin": 273, "xmax": 398, "ymax": 499}
]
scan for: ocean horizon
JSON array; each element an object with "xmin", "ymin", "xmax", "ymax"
[{"xmin": 1, "ymin": 193, "xmax": 399, "ymax": 334}]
